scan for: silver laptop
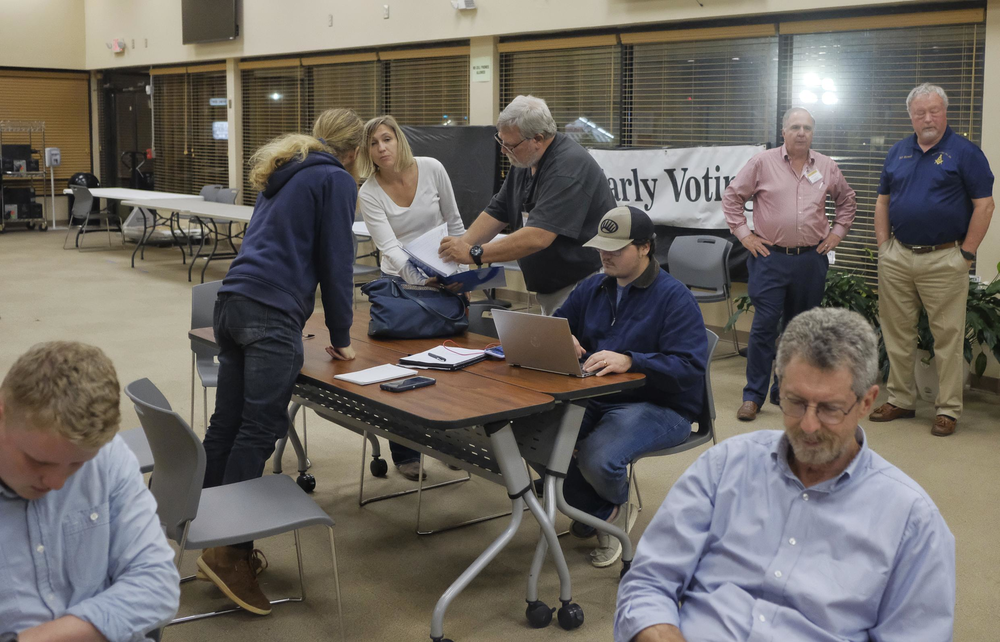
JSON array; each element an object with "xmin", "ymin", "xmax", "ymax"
[{"xmin": 492, "ymin": 309, "xmax": 596, "ymax": 378}]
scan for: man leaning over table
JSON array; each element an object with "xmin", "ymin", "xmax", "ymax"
[
  {"xmin": 722, "ymin": 107, "xmax": 856, "ymax": 422},
  {"xmin": 615, "ymin": 308, "xmax": 955, "ymax": 642}
]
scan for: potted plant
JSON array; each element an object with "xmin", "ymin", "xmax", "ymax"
[
  {"xmin": 913, "ymin": 263, "xmax": 1000, "ymax": 401},
  {"xmin": 724, "ymin": 267, "xmax": 889, "ymax": 378}
]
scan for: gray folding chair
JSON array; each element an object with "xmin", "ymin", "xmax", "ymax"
[
  {"xmin": 64, "ymin": 186, "xmax": 124, "ymax": 250},
  {"xmin": 627, "ymin": 329, "xmax": 719, "ymax": 523},
  {"xmin": 665, "ymin": 236, "xmax": 740, "ymax": 357},
  {"xmin": 352, "ymin": 233, "xmax": 381, "ymax": 307},
  {"xmin": 119, "ymin": 426, "xmax": 155, "ymax": 475},
  {"xmin": 468, "ymin": 302, "xmax": 506, "ymax": 339},
  {"xmin": 124, "ymin": 378, "xmax": 344, "ymax": 638},
  {"xmin": 191, "ymin": 281, "xmax": 223, "ymax": 430},
  {"xmin": 213, "ymin": 188, "xmax": 239, "ymax": 204},
  {"xmin": 198, "ymin": 185, "xmax": 222, "ymax": 201}
]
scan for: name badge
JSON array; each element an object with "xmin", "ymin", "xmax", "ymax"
[{"xmin": 805, "ymin": 168, "xmax": 823, "ymax": 184}]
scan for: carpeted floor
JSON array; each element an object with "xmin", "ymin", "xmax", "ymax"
[{"xmin": 1, "ymin": 230, "xmax": 996, "ymax": 641}]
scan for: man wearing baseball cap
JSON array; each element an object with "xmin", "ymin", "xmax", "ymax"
[{"xmin": 554, "ymin": 206, "xmax": 709, "ymax": 567}]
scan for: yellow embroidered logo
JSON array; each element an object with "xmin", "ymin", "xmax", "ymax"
[{"xmin": 935, "ymin": 153, "xmax": 944, "ymax": 166}]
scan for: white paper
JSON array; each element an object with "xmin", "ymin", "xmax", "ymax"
[
  {"xmin": 334, "ymin": 364, "xmax": 417, "ymax": 385},
  {"xmin": 402, "ymin": 224, "xmax": 459, "ymax": 277},
  {"xmin": 399, "ymin": 346, "xmax": 485, "ymax": 368}
]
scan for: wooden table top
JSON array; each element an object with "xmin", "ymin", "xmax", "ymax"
[{"xmin": 189, "ymin": 324, "xmax": 554, "ymax": 430}]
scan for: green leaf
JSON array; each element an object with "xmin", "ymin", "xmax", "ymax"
[
  {"xmin": 723, "ymin": 310, "xmax": 743, "ymax": 333},
  {"xmin": 975, "ymin": 351, "xmax": 987, "ymax": 377}
]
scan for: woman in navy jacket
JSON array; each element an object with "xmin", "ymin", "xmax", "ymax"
[{"xmin": 197, "ymin": 108, "xmax": 363, "ymax": 616}]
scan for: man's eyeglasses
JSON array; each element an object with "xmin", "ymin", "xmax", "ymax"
[
  {"xmin": 779, "ymin": 395, "xmax": 859, "ymax": 425},
  {"xmin": 495, "ymin": 132, "xmax": 531, "ymax": 153}
]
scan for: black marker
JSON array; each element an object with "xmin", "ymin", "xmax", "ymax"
[{"xmin": 428, "ymin": 352, "xmax": 447, "ymax": 362}]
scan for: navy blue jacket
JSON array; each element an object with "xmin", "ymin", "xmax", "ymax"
[
  {"xmin": 555, "ymin": 258, "xmax": 708, "ymax": 421},
  {"xmin": 219, "ymin": 152, "xmax": 356, "ymax": 347}
]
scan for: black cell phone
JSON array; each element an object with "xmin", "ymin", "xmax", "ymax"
[{"xmin": 380, "ymin": 376, "xmax": 437, "ymax": 392}]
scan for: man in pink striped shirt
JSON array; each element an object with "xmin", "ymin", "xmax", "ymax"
[{"xmin": 723, "ymin": 107, "xmax": 857, "ymax": 421}]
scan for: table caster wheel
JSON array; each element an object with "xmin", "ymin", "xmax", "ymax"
[
  {"xmin": 40, "ymin": 222, "xmax": 48, "ymax": 231},
  {"xmin": 557, "ymin": 602, "xmax": 584, "ymax": 630},
  {"xmin": 296, "ymin": 473, "xmax": 316, "ymax": 493},
  {"xmin": 525, "ymin": 600, "xmax": 554, "ymax": 628},
  {"xmin": 370, "ymin": 457, "xmax": 388, "ymax": 477},
  {"xmin": 26, "ymin": 222, "xmax": 35, "ymax": 230}
]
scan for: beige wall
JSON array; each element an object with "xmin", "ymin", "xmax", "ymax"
[
  {"xmin": 83, "ymin": 0, "xmax": 924, "ymax": 70},
  {"xmin": 0, "ymin": 0, "xmax": 86, "ymax": 69}
]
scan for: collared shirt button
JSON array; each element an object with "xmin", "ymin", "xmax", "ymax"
[
  {"xmin": 774, "ymin": 570, "xmax": 783, "ymax": 578},
  {"xmin": 90, "ymin": 512, "xmax": 99, "ymax": 521},
  {"xmin": 759, "ymin": 614, "xmax": 766, "ymax": 622},
  {"xmin": 36, "ymin": 544, "xmax": 44, "ymax": 553},
  {"xmin": 789, "ymin": 537, "xmax": 797, "ymax": 545},
  {"xmin": 802, "ymin": 493, "xmax": 809, "ymax": 501}
]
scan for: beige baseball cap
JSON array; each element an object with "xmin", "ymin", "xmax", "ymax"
[{"xmin": 584, "ymin": 205, "xmax": 655, "ymax": 252}]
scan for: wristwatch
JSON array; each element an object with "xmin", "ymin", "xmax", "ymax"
[
  {"xmin": 469, "ymin": 245, "xmax": 484, "ymax": 267},
  {"xmin": 960, "ymin": 248, "xmax": 976, "ymax": 261},
  {"xmin": 0, "ymin": 632, "xmax": 19, "ymax": 642}
]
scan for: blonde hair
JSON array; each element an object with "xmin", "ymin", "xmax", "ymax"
[
  {"xmin": 357, "ymin": 115, "xmax": 416, "ymax": 180},
  {"xmin": 247, "ymin": 108, "xmax": 364, "ymax": 191},
  {"xmin": 0, "ymin": 341, "xmax": 121, "ymax": 449}
]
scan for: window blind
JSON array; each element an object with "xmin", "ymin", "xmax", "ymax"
[
  {"xmin": 382, "ymin": 49, "xmax": 470, "ymax": 126},
  {"xmin": 188, "ymin": 66, "xmax": 229, "ymax": 192},
  {"xmin": 0, "ymin": 69, "xmax": 91, "ymax": 183},
  {"xmin": 240, "ymin": 60, "xmax": 303, "ymax": 204},
  {"xmin": 151, "ymin": 69, "xmax": 190, "ymax": 194},
  {"xmin": 628, "ymin": 34, "xmax": 779, "ymax": 148},
  {"xmin": 304, "ymin": 54, "xmax": 379, "ymax": 125},
  {"xmin": 783, "ymin": 22, "xmax": 984, "ymax": 284}
]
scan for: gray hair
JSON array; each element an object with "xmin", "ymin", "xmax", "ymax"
[
  {"xmin": 775, "ymin": 308, "xmax": 878, "ymax": 399},
  {"xmin": 497, "ymin": 95, "xmax": 557, "ymax": 139},
  {"xmin": 782, "ymin": 107, "xmax": 815, "ymax": 129},
  {"xmin": 906, "ymin": 83, "xmax": 949, "ymax": 113}
]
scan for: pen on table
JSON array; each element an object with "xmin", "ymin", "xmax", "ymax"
[{"xmin": 428, "ymin": 352, "xmax": 447, "ymax": 362}]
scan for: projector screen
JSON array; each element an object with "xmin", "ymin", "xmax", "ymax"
[{"xmin": 182, "ymin": 0, "xmax": 239, "ymax": 44}]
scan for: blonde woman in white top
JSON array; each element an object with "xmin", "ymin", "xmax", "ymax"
[
  {"xmin": 357, "ymin": 115, "xmax": 467, "ymax": 480},
  {"xmin": 357, "ymin": 115, "xmax": 466, "ymax": 286}
]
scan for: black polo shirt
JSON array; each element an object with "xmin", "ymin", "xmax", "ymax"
[
  {"xmin": 484, "ymin": 134, "xmax": 614, "ymax": 294},
  {"xmin": 878, "ymin": 126, "xmax": 994, "ymax": 245}
]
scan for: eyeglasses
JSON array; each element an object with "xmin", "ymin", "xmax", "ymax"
[
  {"xmin": 779, "ymin": 395, "xmax": 859, "ymax": 425},
  {"xmin": 494, "ymin": 132, "xmax": 531, "ymax": 153}
]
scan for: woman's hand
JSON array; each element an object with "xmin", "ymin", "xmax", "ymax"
[{"xmin": 326, "ymin": 345, "xmax": 356, "ymax": 361}]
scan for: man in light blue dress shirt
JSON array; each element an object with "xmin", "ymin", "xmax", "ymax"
[
  {"xmin": 0, "ymin": 342, "xmax": 180, "ymax": 642},
  {"xmin": 615, "ymin": 308, "xmax": 955, "ymax": 642}
]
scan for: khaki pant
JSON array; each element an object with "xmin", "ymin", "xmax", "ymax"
[
  {"xmin": 535, "ymin": 274, "xmax": 596, "ymax": 316},
  {"xmin": 878, "ymin": 238, "xmax": 969, "ymax": 419}
]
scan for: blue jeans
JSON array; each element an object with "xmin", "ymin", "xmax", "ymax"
[
  {"xmin": 202, "ymin": 294, "xmax": 304, "ymax": 490},
  {"xmin": 563, "ymin": 400, "xmax": 692, "ymax": 520},
  {"xmin": 744, "ymin": 250, "xmax": 828, "ymax": 406}
]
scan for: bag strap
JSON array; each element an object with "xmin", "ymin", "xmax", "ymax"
[{"xmin": 390, "ymin": 280, "xmax": 467, "ymax": 323}]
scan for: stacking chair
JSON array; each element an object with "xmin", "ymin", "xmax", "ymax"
[
  {"xmin": 352, "ymin": 233, "xmax": 381, "ymax": 307},
  {"xmin": 124, "ymin": 379, "xmax": 344, "ymax": 637},
  {"xmin": 198, "ymin": 185, "xmax": 222, "ymax": 201},
  {"xmin": 666, "ymin": 235, "xmax": 740, "ymax": 357},
  {"xmin": 214, "ymin": 188, "xmax": 239, "ymax": 204},
  {"xmin": 119, "ymin": 426, "xmax": 155, "ymax": 475},
  {"xmin": 626, "ymin": 329, "xmax": 719, "ymax": 524},
  {"xmin": 64, "ymin": 186, "xmax": 124, "ymax": 250},
  {"xmin": 191, "ymin": 281, "xmax": 223, "ymax": 430}
]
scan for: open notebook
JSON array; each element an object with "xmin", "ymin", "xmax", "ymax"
[
  {"xmin": 398, "ymin": 346, "xmax": 486, "ymax": 371},
  {"xmin": 334, "ymin": 364, "xmax": 417, "ymax": 385}
]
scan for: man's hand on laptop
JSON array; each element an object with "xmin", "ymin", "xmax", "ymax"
[
  {"xmin": 583, "ymin": 350, "xmax": 632, "ymax": 376},
  {"xmin": 571, "ymin": 335, "xmax": 586, "ymax": 359}
]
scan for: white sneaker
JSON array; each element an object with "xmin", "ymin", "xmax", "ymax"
[{"xmin": 591, "ymin": 503, "xmax": 636, "ymax": 568}]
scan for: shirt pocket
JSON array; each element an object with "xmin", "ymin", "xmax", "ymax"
[{"xmin": 62, "ymin": 501, "xmax": 111, "ymax": 591}]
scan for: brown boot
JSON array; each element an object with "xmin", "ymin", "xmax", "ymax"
[
  {"xmin": 196, "ymin": 545, "xmax": 272, "ymax": 615},
  {"xmin": 196, "ymin": 547, "xmax": 267, "ymax": 581},
  {"xmin": 736, "ymin": 401, "xmax": 759, "ymax": 422},
  {"xmin": 868, "ymin": 403, "xmax": 915, "ymax": 422},
  {"xmin": 931, "ymin": 415, "xmax": 957, "ymax": 437}
]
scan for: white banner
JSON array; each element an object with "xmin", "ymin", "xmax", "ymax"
[{"xmin": 589, "ymin": 145, "xmax": 764, "ymax": 229}]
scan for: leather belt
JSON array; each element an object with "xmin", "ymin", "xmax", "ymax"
[
  {"xmin": 897, "ymin": 240, "xmax": 960, "ymax": 254},
  {"xmin": 771, "ymin": 244, "xmax": 818, "ymax": 255}
]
